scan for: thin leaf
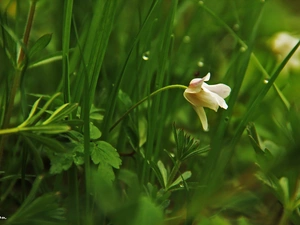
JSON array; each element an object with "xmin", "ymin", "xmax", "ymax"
[
  {"xmin": 28, "ymin": 92, "xmax": 62, "ymax": 125},
  {"xmin": 42, "ymin": 103, "xmax": 78, "ymax": 125},
  {"xmin": 21, "ymin": 132, "xmax": 67, "ymax": 153},
  {"xmin": 28, "ymin": 33, "xmax": 52, "ymax": 60},
  {"xmin": 20, "ymin": 124, "xmax": 71, "ymax": 134},
  {"xmin": 157, "ymin": 160, "xmax": 168, "ymax": 188},
  {"xmin": 18, "ymin": 97, "xmax": 43, "ymax": 127},
  {"xmin": 169, "ymin": 171, "xmax": 192, "ymax": 189}
]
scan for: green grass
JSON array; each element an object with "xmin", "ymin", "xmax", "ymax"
[{"xmin": 1, "ymin": 0, "xmax": 300, "ymax": 224}]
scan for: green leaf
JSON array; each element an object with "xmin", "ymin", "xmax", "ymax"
[
  {"xmin": 19, "ymin": 97, "xmax": 43, "ymax": 127},
  {"xmin": 28, "ymin": 33, "xmax": 52, "ymax": 60},
  {"xmin": 28, "ymin": 52, "xmax": 63, "ymax": 69},
  {"xmin": 117, "ymin": 89, "xmax": 133, "ymax": 112},
  {"xmin": 149, "ymin": 160, "xmax": 166, "ymax": 189},
  {"xmin": 20, "ymin": 124, "xmax": 71, "ymax": 134},
  {"xmin": 169, "ymin": 171, "xmax": 192, "ymax": 189},
  {"xmin": 247, "ymin": 123, "xmax": 274, "ymax": 170},
  {"xmin": 21, "ymin": 132, "xmax": 66, "ymax": 153},
  {"xmin": 131, "ymin": 196, "xmax": 164, "ymax": 225},
  {"xmin": 90, "ymin": 112, "xmax": 104, "ymax": 121},
  {"xmin": 6, "ymin": 192, "xmax": 66, "ymax": 225},
  {"xmin": 173, "ymin": 124, "xmax": 207, "ymax": 161},
  {"xmin": 117, "ymin": 169, "xmax": 140, "ymax": 198},
  {"xmin": 98, "ymin": 162, "xmax": 115, "ymax": 182},
  {"xmin": 73, "ymin": 144, "xmax": 84, "ymax": 165},
  {"xmin": 157, "ymin": 160, "xmax": 168, "ymax": 188},
  {"xmin": 28, "ymin": 93, "xmax": 62, "ymax": 125},
  {"xmin": 90, "ymin": 105, "xmax": 105, "ymax": 121},
  {"xmin": 47, "ymin": 151, "xmax": 73, "ymax": 174},
  {"xmin": 42, "ymin": 103, "xmax": 78, "ymax": 125},
  {"xmin": 90, "ymin": 122, "xmax": 102, "ymax": 140},
  {"xmin": 91, "ymin": 141, "xmax": 121, "ymax": 169}
]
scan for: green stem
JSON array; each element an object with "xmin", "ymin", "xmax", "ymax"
[
  {"xmin": 0, "ymin": 0, "xmax": 37, "ymax": 165},
  {"xmin": 167, "ymin": 160, "xmax": 181, "ymax": 189},
  {"xmin": 109, "ymin": 84, "xmax": 187, "ymax": 132},
  {"xmin": 62, "ymin": 0, "xmax": 73, "ymax": 104}
]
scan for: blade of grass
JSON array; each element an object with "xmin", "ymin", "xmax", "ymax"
[
  {"xmin": 0, "ymin": 0, "xmax": 37, "ymax": 166},
  {"xmin": 101, "ymin": 0, "xmax": 159, "ymax": 139},
  {"xmin": 250, "ymin": 54, "xmax": 290, "ymax": 110},
  {"xmin": 72, "ymin": 0, "xmax": 117, "ymax": 107},
  {"xmin": 62, "ymin": 0, "xmax": 73, "ymax": 105},
  {"xmin": 200, "ymin": 0, "xmax": 265, "ymax": 186},
  {"xmin": 142, "ymin": 0, "xmax": 178, "ymax": 184},
  {"xmin": 187, "ymin": 2, "xmax": 266, "ymax": 223},
  {"xmin": 230, "ymin": 40, "xmax": 300, "ymax": 149}
]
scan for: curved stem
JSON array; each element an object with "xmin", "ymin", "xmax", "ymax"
[{"xmin": 109, "ymin": 84, "xmax": 187, "ymax": 132}]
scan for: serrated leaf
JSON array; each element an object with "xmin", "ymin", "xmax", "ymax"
[
  {"xmin": 91, "ymin": 141, "xmax": 121, "ymax": 169},
  {"xmin": 28, "ymin": 33, "xmax": 52, "ymax": 60},
  {"xmin": 47, "ymin": 152, "xmax": 73, "ymax": 174},
  {"xmin": 98, "ymin": 162, "xmax": 115, "ymax": 182}
]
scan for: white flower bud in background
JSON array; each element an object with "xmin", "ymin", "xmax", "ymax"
[{"xmin": 270, "ymin": 32, "xmax": 300, "ymax": 71}]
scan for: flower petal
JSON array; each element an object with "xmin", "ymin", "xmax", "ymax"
[
  {"xmin": 202, "ymin": 88, "xmax": 228, "ymax": 110},
  {"xmin": 193, "ymin": 106, "xmax": 208, "ymax": 131},
  {"xmin": 184, "ymin": 90, "xmax": 221, "ymax": 112},
  {"xmin": 202, "ymin": 73, "xmax": 211, "ymax": 82},
  {"xmin": 185, "ymin": 73, "xmax": 211, "ymax": 93},
  {"xmin": 202, "ymin": 83, "xmax": 231, "ymax": 98}
]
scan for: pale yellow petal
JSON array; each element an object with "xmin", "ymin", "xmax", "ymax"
[
  {"xmin": 202, "ymin": 83, "xmax": 231, "ymax": 98},
  {"xmin": 193, "ymin": 106, "xmax": 208, "ymax": 131},
  {"xmin": 203, "ymin": 73, "xmax": 211, "ymax": 81}
]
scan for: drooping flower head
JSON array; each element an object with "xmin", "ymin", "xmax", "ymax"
[{"xmin": 184, "ymin": 73, "xmax": 231, "ymax": 131}]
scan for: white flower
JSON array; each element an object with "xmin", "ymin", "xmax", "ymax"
[
  {"xmin": 184, "ymin": 73, "xmax": 231, "ymax": 131},
  {"xmin": 270, "ymin": 32, "xmax": 300, "ymax": 71}
]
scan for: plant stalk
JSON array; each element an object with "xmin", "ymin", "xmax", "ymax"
[
  {"xmin": 0, "ymin": 0, "xmax": 37, "ymax": 166},
  {"xmin": 109, "ymin": 84, "xmax": 187, "ymax": 132}
]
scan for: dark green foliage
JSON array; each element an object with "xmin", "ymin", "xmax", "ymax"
[{"xmin": 1, "ymin": 0, "xmax": 300, "ymax": 224}]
